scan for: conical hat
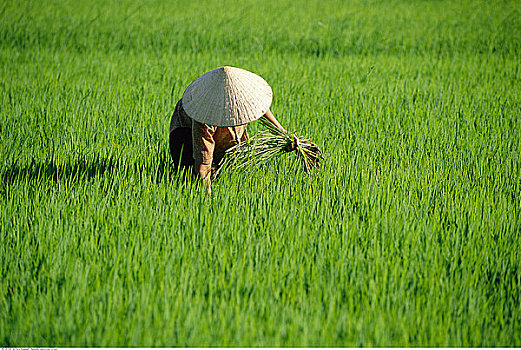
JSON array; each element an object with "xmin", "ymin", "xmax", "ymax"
[{"xmin": 181, "ymin": 66, "xmax": 273, "ymax": 127}]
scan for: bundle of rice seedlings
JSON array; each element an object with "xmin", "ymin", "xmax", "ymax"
[{"xmin": 214, "ymin": 116, "xmax": 324, "ymax": 178}]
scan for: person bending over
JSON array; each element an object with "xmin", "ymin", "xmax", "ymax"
[{"xmin": 169, "ymin": 66, "xmax": 287, "ymax": 189}]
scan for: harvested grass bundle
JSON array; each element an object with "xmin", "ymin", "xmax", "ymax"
[{"xmin": 214, "ymin": 116, "xmax": 324, "ymax": 178}]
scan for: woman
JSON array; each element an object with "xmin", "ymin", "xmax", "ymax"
[{"xmin": 169, "ymin": 66, "xmax": 287, "ymax": 187}]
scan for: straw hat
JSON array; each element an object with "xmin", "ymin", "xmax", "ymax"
[{"xmin": 181, "ymin": 66, "xmax": 273, "ymax": 127}]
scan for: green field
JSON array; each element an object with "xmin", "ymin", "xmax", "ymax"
[{"xmin": 1, "ymin": 0, "xmax": 520, "ymax": 346}]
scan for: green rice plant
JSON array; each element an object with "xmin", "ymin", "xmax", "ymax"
[
  {"xmin": 1, "ymin": 0, "xmax": 520, "ymax": 347},
  {"xmin": 215, "ymin": 116, "xmax": 324, "ymax": 178}
]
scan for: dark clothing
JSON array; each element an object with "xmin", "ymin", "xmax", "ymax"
[{"xmin": 169, "ymin": 99, "xmax": 248, "ymax": 179}]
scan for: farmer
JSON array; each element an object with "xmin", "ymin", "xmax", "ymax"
[{"xmin": 169, "ymin": 66, "xmax": 288, "ymax": 187}]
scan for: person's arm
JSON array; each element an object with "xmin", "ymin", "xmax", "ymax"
[
  {"xmin": 263, "ymin": 109, "xmax": 299, "ymax": 152},
  {"xmin": 263, "ymin": 109, "xmax": 286, "ymax": 133},
  {"xmin": 192, "ymin": 120, "xmax": 216, "ymax": 190}
]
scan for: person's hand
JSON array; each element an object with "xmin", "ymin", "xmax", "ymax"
[{"xmin": 284, "ymin": 138, "xmax": 298, "ymax": 152}]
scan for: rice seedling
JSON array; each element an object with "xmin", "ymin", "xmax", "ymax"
[{"xmin": 215, "ymin": 116, "xmax": 324, "ymax": 178}]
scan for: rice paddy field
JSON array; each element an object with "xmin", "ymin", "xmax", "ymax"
[{"xmin": 1, "ymin": 0, "xmax": 520, "ymax": 346}]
